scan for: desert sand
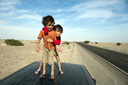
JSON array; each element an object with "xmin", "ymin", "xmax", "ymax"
[
  {"xmin": 0, "ymin": 40, "xmax": 128, "ymax": 85},
  {"xmin": 0, "ymin": 40, "xmax": 75, "ymax": 80}
]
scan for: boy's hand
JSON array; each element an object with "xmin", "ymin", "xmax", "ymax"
[
  {"xmin": 47, "ymin": 38, "xmax": 53, "ymax": 43},
  {"xmin": 36, "ymin": 46, "xmax": 40, "ymax": 52},
  {"xmin": 56, "ymin": 45, "xmax": 62, "ymax": 52},
  {"xmin": 57, "ymin": 47, "xmax": 62, "ymax": 52}
]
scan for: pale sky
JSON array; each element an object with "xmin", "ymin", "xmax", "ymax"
[{"xmin": 0, "ymin": 0, "xmax": 128, "ymax": 42}]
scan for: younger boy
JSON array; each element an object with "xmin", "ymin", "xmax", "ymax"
[{"xmin": 46, "ymin": 24, "xmax": 64, "ymax": 74}]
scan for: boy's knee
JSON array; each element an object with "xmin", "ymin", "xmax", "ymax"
[
  {"xmin": 56, "ymin": 57, "xmax": 60, "ymax": 61},
  {"xmin": 48, "ymin": 62, "xmax": 54, "ymax": 65}
]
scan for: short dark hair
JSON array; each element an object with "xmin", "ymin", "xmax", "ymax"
[
  {"xmin": 53, "ymin": 24, "xmax": 63, "ymax": 33},
  {"xmin": 42, "ymin": 15, "xmax": 55, "ymax": 26}
]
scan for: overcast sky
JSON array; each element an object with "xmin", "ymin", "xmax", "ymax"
[{"xmin": 0, "ymin": 0, "xmax": 128, "ymax": 42}]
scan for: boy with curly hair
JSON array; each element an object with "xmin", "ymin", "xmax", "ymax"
[{"xmin": 36, "ymin": 15, "xmax": 56, "ymax": 80}]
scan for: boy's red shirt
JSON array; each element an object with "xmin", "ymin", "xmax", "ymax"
[
  {"xmin": 42, "ymin": 27, "xmax": 61, "ymax": 45},
  {"xmin": 38, "ymin": 29, "xmax": 56, "ymax": 50}
]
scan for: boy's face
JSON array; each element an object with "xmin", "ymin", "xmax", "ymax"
[
  {"xmin": 46, "ymin": 22, "xmax": 54, "ymax": 32},
  {"xmin": 55, "ymin": 28, "xmax": 62, "ymax": 37}
]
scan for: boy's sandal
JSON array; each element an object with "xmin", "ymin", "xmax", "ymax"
[
  {"xmin": 35, "ymin": 70, "xmax": 40, "ymax": 75},
  {"xmin": 49, "ymin": 75, "xmax": 54, "ymax": 81},
  {"xmin": 59, "ymin": 71, "xmax": 64, "ymax": 75},
  {"xmin": 40, "ymin": 74, "xmax": 45, "ymax": 79}
]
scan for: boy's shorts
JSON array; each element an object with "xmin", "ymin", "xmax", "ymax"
[
  {"xmin": 54, "ymin": 47, "xmax": 58, "ymax": 56},
  {"xmin": 42, "ymin": 47, "xmax": 54, "ymax": 65}
]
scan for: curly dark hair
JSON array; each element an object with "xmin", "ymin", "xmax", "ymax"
[
  {"xmin": 53, "ymin": 24, "xmax": 63, "ymax": 33},
  {"xmin": 42, "ymin": 15, "xmax": 55, "ymax": 26}
]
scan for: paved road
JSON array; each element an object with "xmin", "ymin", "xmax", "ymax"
[
  {"xmin": 77, "ymin": 42, "xmax": 128, "ymax": 75},
  {"xmin": 75, "ymin": 43, "xmax": 128, "ymax": 85}
]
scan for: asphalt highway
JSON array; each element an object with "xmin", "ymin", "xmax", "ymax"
[{"xmin": 77, "ymin": 42, "xmax": 128, "ymax": 75}]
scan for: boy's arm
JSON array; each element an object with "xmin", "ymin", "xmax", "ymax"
[
  {"xmin": 47, "ymin": 36, "xmax": 61, "ymax": 45},
  {"xmin": 52, "ymin": 40, "xmax": 61, "ymax": 45},
  {"xmin": 47, "ymin": 38, "xmax": 61, "ymax": 45},
  {"xmin": 36, "ymin": 30, "xmax": 44, "ymax": 52},
  {"xmin": 53, "ymin": 36, "xmax": 61, "ymax": 45},
  {"xmin": 36, "ymin": 39, "xmax": 41, "ymax": 52}
]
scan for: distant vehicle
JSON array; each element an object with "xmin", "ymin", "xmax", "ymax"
[{"xmin": 0, "ymin": 62, "xmax": 96, "ymax": 85}]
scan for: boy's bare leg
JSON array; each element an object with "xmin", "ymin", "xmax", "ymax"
[
  {"xmin": 35, "ymin": 61, "xmax": 43, "ymax": 74},
  {"xmin": 40, "ymin": 63, "xmax": 46, "ymax": 79},
  {"xmin": 42, "ymin": 63, "xmax": 46, "ymax": 75},
  {"xmin": 55, "ymin": 55, "xmax": 64, "ymax": 74},
  {"xmin": 37, "ymin": 61, "xmax": 43, "ymax": 71},
  {"xmin": 51, "ymin": 64, "xmax": 54, "ymax": 77},
  {"xmin": 49, "ymin": 64, "xmax": 54, "ymax": 80},
  {"xmin": 55, "ymin": 55, "xmax": 62, "ymax": 71}
]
